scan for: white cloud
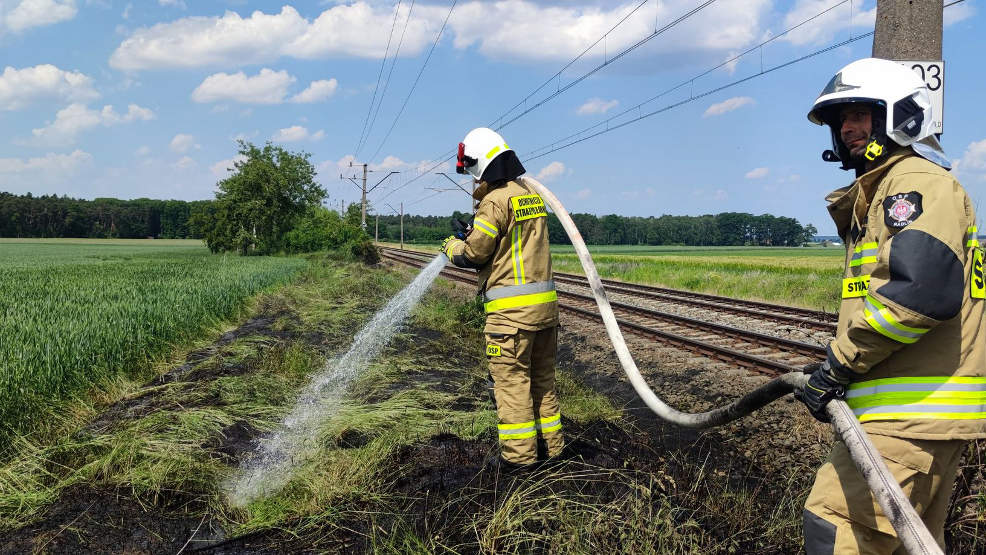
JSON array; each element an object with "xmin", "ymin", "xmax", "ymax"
[
  {"xmin": 134, "ymin": 145, "xmax": 150, "ymax": 157},
  {"xmin": 169, "ymin": 133, "xmax": 199, "ymax": 153},
  {"xmin": 158, "ymin": 0, "xmax": 185, "ymax": 8},
  {"xmin": 0, "ymin": 149, "xmax": 91, "ymax": 175},
  {"xmin": 289, "ymin": 78, "xmax": 338, "ymax": 103},
  {"xmin": 191, "ymin": 68, "xmax": 295, "ymax": 104},
  {"xmin": 779, "ymin": 0, "xmax": 875, "ymax": 46},
  {"xmin": 0, "ymin": 64, "xmax": 98, "ymax": 110},
  {"xmin": 30, "ymin": 102, "xmax": 155, "ymax": 145},
  {"xmin": 575, "ymin": 188, "xmax": 591, "ymax": 200},
  {"xmin": 536, "ymin": 161, "xmax": 567, "ymax": 181},
  {"xmin": 3, "ymin": 0, "xmax": 77, "ymax": 32},
  {"xmin": 320, "ymin": 154, "xmax": 446, "ymax": 181},
  {"xmin": 450, "ymin": 0, "xmax": 772, "ymax": 62},
  {"xmin": 271, "ymin": 125, "xmax": 325, "ymax": 142},
  {"xmin": 110, "ymin": 1, "xmax": 771, "ymax": 70},
  {"xmin": 953, "ymin": 139, "xmax": 986, "ymax": 174},
  {"xmin": 703, "ymin": 96, "xmax": 754, "ymax": 117},
  {"xmin": 173, "ymin": 156, "xmax": 196, "ymax": 170},
  {"xmin": 110, "ymin": 3, "xmax": 435, "ymax": 71},
  {"xmin": 121, "ymin": 2, "xmax": 131, "ymax": 19},
  {"xmin": 210, "ymin": 154, "xmax": 247, "ymax": 178},
  {"xmin": 745, "ymin": 167, "xmax": 769, "ymax": 179},
  {"xmin": 576, "ymin": 97, "xmax": 619, "ymax": 116},
  {"xmin": 944, "ymin": 3, "xmax": 975, "ymax": 26}
]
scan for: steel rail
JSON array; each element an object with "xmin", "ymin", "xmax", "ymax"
[
  {"xmin": 380, "ymin": 246, "xmax": 837, "ymax": 328},
  {"xmin": 381, "ymin": 251, "xmax": 809, "ymax": 376}
]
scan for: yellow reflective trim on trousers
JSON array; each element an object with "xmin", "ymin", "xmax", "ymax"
[
  {"xmin": 968, "ymin": 239, "xmax": 981, "ymax": 247},
  {"xmin": 473, "ymin": 217, "xmax": 498, "ymax": 238},
  {"xmin": 484, "ymin": 290, "xmax": 558, "ymax": 313},
  {"xmin": 498, "ymin": 420, "xmax": 537, "ymax": 440},
  {"xmin": 500, "ymin": 430, "xmax": 537, "ymax": 439},
  {"xmin": 537, "ymin": 413, "xmax": 563, "ymax": 433},
  {"xmin": 857, "ymin": 412, "xmax": 986, "ymax": 422},
  {"xmin": 499, "ymin": 420, "xmax": 536, "ymax": 430}
]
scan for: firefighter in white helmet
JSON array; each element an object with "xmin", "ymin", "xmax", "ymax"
[
  {"xmin": 441, "ymin": 128, "xmax": 564, "ymax": 469},
  {"xmin": 797, "ymin": 57, "xmax": 985, "ymax": 553}
]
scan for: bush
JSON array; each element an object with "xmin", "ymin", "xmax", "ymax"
[{"xmin": 283, "ymin": 207, "xmax": 365, "ymax": 254}]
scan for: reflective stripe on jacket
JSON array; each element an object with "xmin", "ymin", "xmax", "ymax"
[
  {"xmin": 826, "ymin": 150, "xmax": 986, "ymax": 439},
  {"xmin": 446, "ymin": 179, "xmax": 559, "ymax": 331}
]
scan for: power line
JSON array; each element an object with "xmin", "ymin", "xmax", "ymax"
[
  {"xmin": 362, "ymin": 0, "xmax": 417, "ymax": 156},
  {"xmin": 378, "ymin": 0, "xmax": 677, "ymax": 200},
  {"xmin": 396, "ymin": 0, "xmax": 715, "ymax": 189},
  {"xmin": 367, "ymin": 0, "xmax": 457, "ymax": 164},
  {"xmin": 354, "ymin": 0, "xmax": 402, "ymax": 156},
  {"xmin": 524, "ymin": 32, "xmax": 875, "ymax": 161},
  {"xmin": 520, "ymin": 0, "xmax": 870, "ymax": 160},
  {"xmin": 493, "ymin": 0, "xmax": 720, "ymax": 132}
]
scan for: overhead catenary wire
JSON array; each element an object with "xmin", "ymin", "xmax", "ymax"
[
  {"xmin": 367, "ymin": 0, "xmax": 457, "ymax": 164},
  {"xmin": 524, "ymin": 31, "xmax": 875, "ymax": 161},
  {"xmin": 521, "ymin": 0, "xmax": 872, "ymax": 160},
  {"xmin": 363, "ymin": 0, "xmax": 417, "ymax": 158},
  {"xmin": 379, "ymin": 0, "xmax": 688, "ymax": 200},
  {"xmin": 355, "ymin": 0, "xmax": 403, "ymax": 157}
]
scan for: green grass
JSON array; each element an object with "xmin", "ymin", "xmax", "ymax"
[{"xmin": 0, "ymin": 239, "xmax": 307, "ymax": 447}]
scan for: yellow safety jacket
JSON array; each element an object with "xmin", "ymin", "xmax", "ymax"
[
  {"xmin": 444, "ymin": 179, "xmax": 559, "ymax": 332},
  {"xmin": 826, "ymin": 150, "xmax": 985, "ymax": 440}
]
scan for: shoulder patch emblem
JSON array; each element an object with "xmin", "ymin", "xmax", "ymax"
[{"xmin": 882, "ymin": 191, "xmax": 923, "ymax": 229}]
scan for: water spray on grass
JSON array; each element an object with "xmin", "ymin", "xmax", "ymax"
[{"xmin": 226, "ymin": 253, "xmax": 448, "ymax": 507}]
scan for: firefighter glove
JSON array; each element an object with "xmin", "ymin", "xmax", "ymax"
[
  {"xmin": 795, "ymin": 359, "xmax": 850, "ymax": 423},
  {"xmin": 441, "ymin": 235, "xmax": 458, "ymax": 256}
]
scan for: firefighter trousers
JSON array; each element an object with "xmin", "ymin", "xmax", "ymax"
[
  {"xmin": 485, "ymin": 325, "xmax": 564, "ymax": 465},
  {"xmin": 803, "ymin": 434, "xmax": 967, "ymax": 554}
]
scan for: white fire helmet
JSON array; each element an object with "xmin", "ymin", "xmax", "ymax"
[
  {"xmin": 807, "ymin": 57, "xmax": 948, "ymax": 169},
  {"xmin": 456, "ymin": 127, "xmax": 512, "ymax": 180}
]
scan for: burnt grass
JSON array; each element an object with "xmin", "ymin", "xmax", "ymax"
[{"xmin": 5, "ymin": 259, "xmax": 984, "ymax": 554}]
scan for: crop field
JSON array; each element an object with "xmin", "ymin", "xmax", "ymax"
[{"xmin": 0, "ymin": 239, "xmax": 307, "ymax": 446}]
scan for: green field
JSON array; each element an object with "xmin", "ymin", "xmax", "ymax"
[
  {"xmin": 379, "ymin": 242, "xmax": 846, "ymax": 311},
  {"xmin": 0, "ymin": 239, "xmax": 307, "ymax": 446}
]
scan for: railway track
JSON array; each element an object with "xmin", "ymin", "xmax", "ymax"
[
  {"xmin": 381, "ymin": 247, "xmax": 836, "ymax": 332},
  {"xmin": 379, "ymin": 248, "xmax": 829, "ymax": 376}
]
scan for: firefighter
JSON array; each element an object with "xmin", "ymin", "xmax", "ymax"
[
  {"xmin": 441, "ymin": 127, "xmax": 564, "ymax": 469},
  {"xmin": 796, "ymin": 57, "xmax": 985, "ymax": 553}
]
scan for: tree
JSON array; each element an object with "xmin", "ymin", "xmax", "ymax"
[{"xmin": 204, "ymin": 141, "xmax": 326, "ymax": 254}]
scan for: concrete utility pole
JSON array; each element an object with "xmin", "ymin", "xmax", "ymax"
[
  {"xmin": 341, "ymin": 162, "xmax": 400, "ymax": 230},
  {"xmin": 872, "ymin": 0, "xmax": 943, "ymax": 59}
]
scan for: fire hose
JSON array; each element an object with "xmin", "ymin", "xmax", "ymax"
[{"xmin": 518, "ymin": 176, "xmax": 943, "ymax": 555}]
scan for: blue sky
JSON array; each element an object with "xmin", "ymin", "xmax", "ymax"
[{"xmin": 0, "ymin": 0, "xmax": 983, "ymax": 234}]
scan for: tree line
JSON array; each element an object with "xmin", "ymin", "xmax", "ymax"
[
  {"xmin": 0, "ymin": 192, "xmax": 211, "ymax": 239},
  {"xmin": 374, "ymin": 211, "xmax": 817, "ymax": 246}
]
